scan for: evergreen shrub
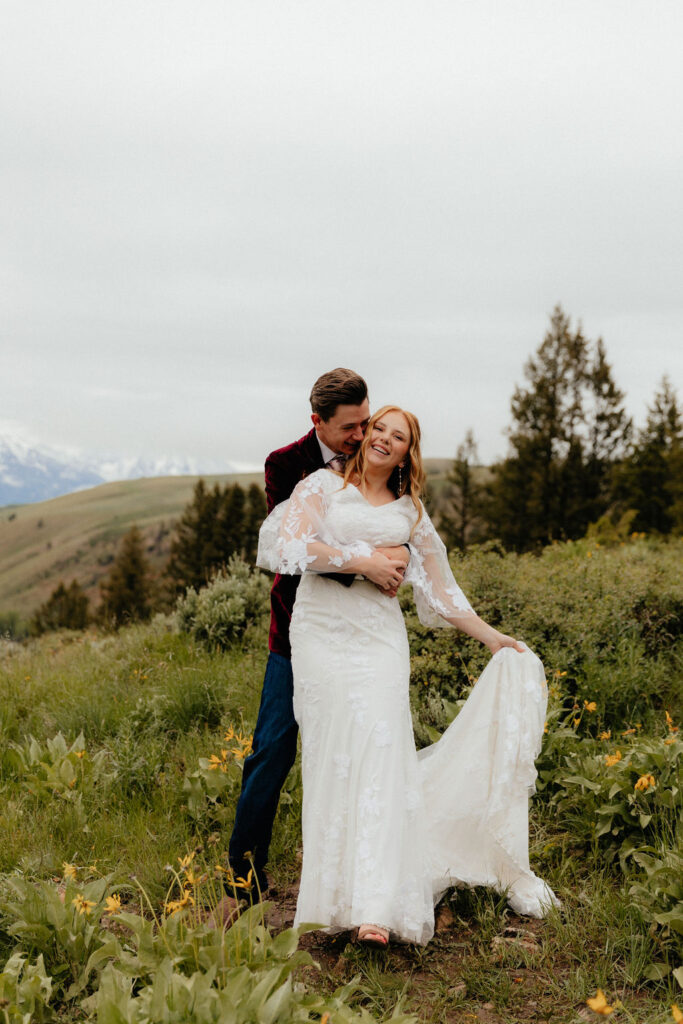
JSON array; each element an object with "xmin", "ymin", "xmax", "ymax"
[{"xmin": 176, "ymin": 556, "xmax": 270, "ymax": 650}]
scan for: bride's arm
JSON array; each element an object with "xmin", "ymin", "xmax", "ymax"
[
  {"xmin": 405, "ymin": 507, "xmax": 524, "ymax": 654},
  {"xmin": 446, "ymin": 611, "xmax": 525, "ymax": 655},
  {"xmin": 257, "ymin": 473, "xmax": 406, "ymax": 590}
]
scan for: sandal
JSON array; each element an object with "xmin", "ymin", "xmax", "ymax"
[{"xmin": 357, "ymin": 924, "xmax": 389, "ymax": 949}]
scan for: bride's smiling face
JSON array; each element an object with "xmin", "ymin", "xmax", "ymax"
[{"xmin": 365, "ymin": 410, "xmax": 411, "ymax": 471}]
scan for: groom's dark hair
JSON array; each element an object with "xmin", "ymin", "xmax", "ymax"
[{"xmin": 309, "ymin": 368, "xmax": 368, "ymax": 421}]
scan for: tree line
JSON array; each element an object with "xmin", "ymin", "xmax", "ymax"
[
  {"xmin": 434, "ymin": 305, "xmax": 682, "ymax": 551},
  {"xmin": 29, "ymin": 481, "xmax": 267, "ymax": 634}
]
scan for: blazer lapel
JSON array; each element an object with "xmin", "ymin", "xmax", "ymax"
[{"xmin": 300, "ymin": 428, "xmax": 324, "ymax": 478}]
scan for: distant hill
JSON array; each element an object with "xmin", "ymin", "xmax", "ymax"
[
  {"xmin": 0, "ymin": 459, "xmax": 454, "ymax": 622},
  {"xmin": 0, "ymin": 473, "xmax": 263, "ymax": 619}
]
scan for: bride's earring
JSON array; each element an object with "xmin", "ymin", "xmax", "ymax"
[{"xmin": 398, "ymin": 464, "xmax": 404, "ymax": 492}]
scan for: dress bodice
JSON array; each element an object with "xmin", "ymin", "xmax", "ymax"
[
  {"xmin": 257, "ymin": 468, "xmax": 475, "ymax": 628},
  {"xmin": 322, "ymin": 480, "xmax": 415, "ymax": 548}
]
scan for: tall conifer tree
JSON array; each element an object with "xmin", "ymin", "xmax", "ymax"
[
  {"xmin": 439, "ymin": 431, "xmax": 485, "ymax": 551},
  {"xmin": 487, "ymin": 306, "xmax": 629, "ymax": 548},
  {"xmin": 99, "ymin": 525, "xmax": 152, "ymax": 626},
  {"xmin": 615, "ymin": 377, "xmax": 682, "ymax": 533}
]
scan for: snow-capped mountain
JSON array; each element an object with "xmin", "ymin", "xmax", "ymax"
[
  {"xmin": 0, "ymin": 434, "xmax": 249, "ymax": 507},
  {"xmin": 0, "ymin": 436, "xmax": 103, "ymax": 506}
]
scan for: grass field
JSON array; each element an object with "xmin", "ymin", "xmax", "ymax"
[{"xmin": 0, "ymin": 537, "xmax": 681, "ymax": 1022}]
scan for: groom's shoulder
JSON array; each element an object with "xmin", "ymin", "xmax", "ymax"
[
  {"xmin": 264, "ymin": 428, "xmax": 321, "ymax": 509},
  {"xmin": 266, "ymin": 428, "xmax": 319, "ymax": 469}
]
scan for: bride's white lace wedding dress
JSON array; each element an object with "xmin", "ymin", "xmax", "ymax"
[{"xmin": 257, "ymin": 468, "xmax": 558, "ymax": 945}]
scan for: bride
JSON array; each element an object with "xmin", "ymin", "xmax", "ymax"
[{"xmin": 257, "ymin": 405, "xmax": 558, "ymax": 947}]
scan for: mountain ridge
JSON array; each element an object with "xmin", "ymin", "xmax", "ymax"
[{"xmin": 0, "ymin": 433, "xmax": 257, "ymax": 506}]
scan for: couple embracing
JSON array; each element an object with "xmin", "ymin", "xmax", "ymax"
[{"xmin": 227, "ymin": 368, "xmax": 557, "ymax": 948}]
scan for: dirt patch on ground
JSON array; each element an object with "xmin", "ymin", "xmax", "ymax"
[{"xmin": 263, "ymin": 882, "xmax": 585, "ymax": 1023}]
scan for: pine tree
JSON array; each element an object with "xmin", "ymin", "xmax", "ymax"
[
  {"xmin": 439, "ymin": 431, "xmax": 485, "ymax": 551},
  {"xmin": 214, "ymin": 484, "xmax": 246, "ymax": 562},
  {"xmin": 167, "ymin": 480, "xmax": 221, "ymax": 592},
  {"xmin": 31, "ymin": 579, "xmax": 90, "ymax": 635},
  {"xmin": 166, "ymin": 479, "xmax": 267, "ymax": 592},
  {"xmin": 243, "ymin": 483, "xmax": 267, "ymax": 561},
  {"xmin": 615, "ymin": 377, "xmax": 682, "ymax": 534},
  {"xmin": 99, "ymin": 525, "xmax": 152, "ymax": 627},
  {"xmin": 487, "ymin": 306, "xmax": 630, "ymax": 549}
]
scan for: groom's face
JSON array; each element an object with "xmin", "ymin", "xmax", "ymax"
[{"xmin": 312, "ymin": 398, "xmax": 370, "ymax": 456}]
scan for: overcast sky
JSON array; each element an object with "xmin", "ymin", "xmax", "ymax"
[{"xmin": 1, "ymin": 0, "xmax": 681, "ymax": 468}]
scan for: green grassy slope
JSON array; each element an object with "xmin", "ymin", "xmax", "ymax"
[{"xmin": 0, "ymin": 473, "xmax": 263, "ymax": 617}]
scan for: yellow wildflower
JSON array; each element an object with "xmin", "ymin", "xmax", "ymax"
[
  {"xmin": 62, "ymin": 862, "xmax": 77, "ymax": 881},
  {"xmin": 573, "ymin": 718, "xmax": 580, "ymax": 727},
  {"xmin": 672, "ymin": 1004, "xmax": 682, "ymax": 1023},
  {"xmin": 634, "ymin": 773, "xmax": 655, "ymax": 792},
  {"xmin": 543, "ymin": 721, "xmax": 548, "ymax": 734},
  {"xmin": 177, "ymin": 852, "xmax": 195, "ymax": 870},
  {"xmin": 165, "ymin": 889, "xmax": 195, "ymax": 916},
  {"xmin": 104, "ymin": 894, "xmax": 122, "ymax": 914},
  {"xmin": 208, "ymin": 754, "xmax": 224, "ymax": 770},
  {"xmin": 75, "ymin": 750, "xmax": 86, "ymax": 759},
  {"xmin": 622, "ymin": 728, "xmax": 636, "ymax": 736},
  {"xmin": 665, "ymin": 711, "xmax": 678, "ymax": 733},
  {"xmin": 664, "ymin": 738, "xmax": 676, "ymax": 746},
  {"xmin": 605, "ymin": 750, "xmax": 622, "ymax": 767},
  {"xmin": 184, "ymin": 869, "xmax": 202, "ymax": 887},
  {"xmin": 214, "ymin": 864, "xmax": 235, "ymax": 883},
  {"xmin": 599, "ymin": 731, "xmax": 611, "ymax": 741},
  {"xmin": 586, "ymin": 989, "xmax": 615, "ymax": 1015},
  {"xmin": 224, "ymin": 726, "xmax": 235, "ymax": 742},
  {"xmin": 584, "ymin": 701, "xmax": 597, "ymax": 712},
  {"xmin": 234, "ymin": 868, "xmax": 254, "ymax": 891},
  {"xmin": 72, "ymin": 894, "xmax": 96, "ymax": 916},
  {"xmin": 587, "ymin": 551, "xmax": 592, "ymax": 558}
]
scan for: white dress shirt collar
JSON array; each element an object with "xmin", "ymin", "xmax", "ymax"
[{"xmin": 316, "ymin": 434, "xmax": 340, "ymax": 466}]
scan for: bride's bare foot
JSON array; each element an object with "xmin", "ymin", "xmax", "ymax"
[{"xmin": 357, "ymin": 924, "xmax": 389, "ymax": 948}]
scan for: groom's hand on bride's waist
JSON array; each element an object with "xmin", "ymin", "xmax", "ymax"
[{"xmin": 373, "ymin": 545, "xmax": 409, "ymax": 598}]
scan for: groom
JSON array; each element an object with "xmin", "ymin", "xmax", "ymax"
[{"xmin": 227, "ymin": 368, "xmax": 409, "ymax": 899}]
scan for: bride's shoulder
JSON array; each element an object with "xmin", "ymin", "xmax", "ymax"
[{"xmin": 296, "ymin": 467, "xmax": 342, "ymax": 496}]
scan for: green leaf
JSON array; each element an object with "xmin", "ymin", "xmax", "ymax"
[
  {"xmin": 561, "ymin": 774, "xmax": 603, "ymax": 792},
  {"xmin": 643, "ymin": 962, "xmax": 671, "ymax": 981}
]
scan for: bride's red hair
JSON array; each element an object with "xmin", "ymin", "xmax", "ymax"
[{"xmin": 342, "ymin": 405, "xmax": 425, "ymax": 526}]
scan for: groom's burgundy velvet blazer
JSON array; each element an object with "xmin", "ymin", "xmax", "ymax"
[{"xmin": 264, "ymin": 428, "xmax": 352, "ymax": 659}]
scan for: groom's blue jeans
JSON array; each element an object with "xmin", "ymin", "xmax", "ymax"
[{"xmin": 228, "ymin": 651, "xmax": 298, "ymax": 896}]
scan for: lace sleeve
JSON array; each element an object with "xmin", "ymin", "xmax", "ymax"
[
  {"xmin": 256, "ymin": 470, "xmax": 373, "ymax": 575},
  {"xmin": 404, "ymin": 506, "xmax": 475, "ymax": 627}
]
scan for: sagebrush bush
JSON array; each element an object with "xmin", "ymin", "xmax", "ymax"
[{"xmin": 176, "ymin": 556, "xmax": 270, "ymax": 650}]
